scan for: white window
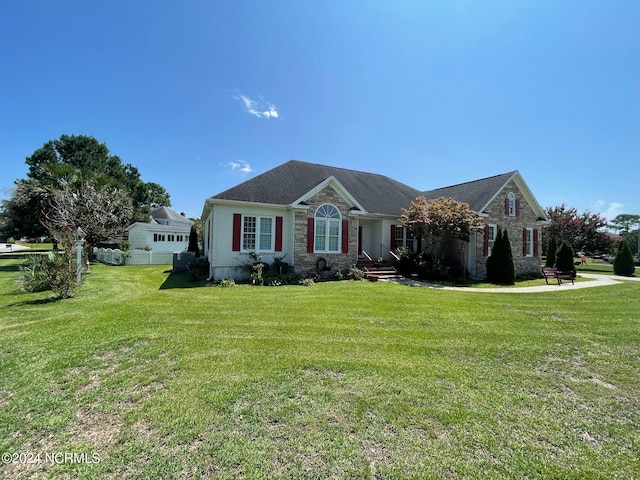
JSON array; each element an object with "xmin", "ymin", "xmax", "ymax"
[
  {"xmin": 488, "ymin": 224, "xmax": 497, "ymax": 252},
  {"xmin": 395, "ymin": 225, "xmax": 415, "ymax": 250},
  {"xmin": 508, "ymin": 192, "xmax": 516, "ymax": 216},
  {"xmin": 243, "ymin": 216, "xmax": 274, "ymax": 252},
  {"xmin": 315, "ymin": 204, "xmax": 341, "ymax": 253},
  {"xmin": 525, "ymin": 228, "xmax": 534, "ymax": 257}
]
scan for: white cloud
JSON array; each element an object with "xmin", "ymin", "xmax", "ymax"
[
  {"xmin": 594, "ymin": 201, "xmax": 625, "ymax": 221},
  {"xmin": 234, "ymin": 93, "xmax": 279, "ymax": 119},
  {"xmin": 225, "ymin": 160, "xmax": 253, "ymax": 173}
]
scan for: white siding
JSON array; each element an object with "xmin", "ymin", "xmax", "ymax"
[
  {"xmin": 127, "ymin": 226, "xmax": 149, "ymax": 250},
  {"xmin": 127, "ymin": 224, "xmax": 189, "ymax": 252},
  {"xmin": 207, "ymin": 203, "xmax": 294, "ymax": 281}
]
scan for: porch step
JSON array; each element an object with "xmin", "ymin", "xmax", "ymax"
[{"xmin": 357, "ymin": 257, "xmax": 403, "ymax": 281}]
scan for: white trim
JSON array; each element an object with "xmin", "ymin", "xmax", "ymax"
[
  {"xmin": 524, "ymin": 227, "xmax": 534, "ymax": 257},
  {"xmin": 488, "ymin": 224, "xmax": 497, "ymax": 253},
  {"xmin": 202, "ymin": 198, "xmax": 297, "ymax": 220},
  {"xmin": 241, "ymin": 214, "xmax": 276, "ymax": 253},
  {"xmin": 314, "ymin": 203, "xmax": 342, "ymax": 253}
]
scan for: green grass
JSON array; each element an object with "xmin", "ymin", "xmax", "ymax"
[
  {"xmin": 1, "ymin": 258, "xmax": 639, "ymax": 479},
  {"xmin": 13, "ymin": 242, "xmax": 55, "ymax": 251}
]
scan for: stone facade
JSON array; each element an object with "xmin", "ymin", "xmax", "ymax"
[
  {"xmin": 473, "ymin": 179, "xmax": 543, "ymax": 279},
  {"xmin": 294, "ymin": 186, "xmax": 359, "ymax": 276}
]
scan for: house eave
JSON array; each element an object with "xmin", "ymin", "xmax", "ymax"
[{"xmin": 202, "ymin": 198, "xmax": 293, "ymax": 219}]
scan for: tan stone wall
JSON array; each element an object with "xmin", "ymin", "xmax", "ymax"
[
  {"xmin": 473, "ymin": 180, "xmax": 542, "ymax": 279},
  {"xmin": 294, "ymin": 187, "xmax": 359, "ymax": 277}
]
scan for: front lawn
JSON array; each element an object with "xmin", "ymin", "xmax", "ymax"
[{"xmin": 1, "ymin": 258, "xmax": 638, "ymax": 478}]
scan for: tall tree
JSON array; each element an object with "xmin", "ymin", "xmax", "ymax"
[
  {"xmin": 0, "ymin": 179, "xmax": 52, "ymax": 239},
  {"xmin": 609, "ymin": 213, "xmax": 640, "ymax": 260},
  {"xmin": 46, "ymin": 179, "xmax": 133, "ymax": 258},
  {"xmin": 4, "ymin": 134, "xmax": 171, "ymax": 238},
  {"xmin": 609, "ymin": 214, "xmax": 640, "ymax": 233},
  {"xmin": 187, "ymin": 225, "xmax": 200, "ymax": 257},
  {"xmin": 401, "ymin": 196, "xmax": 484, "ymax": 260}
]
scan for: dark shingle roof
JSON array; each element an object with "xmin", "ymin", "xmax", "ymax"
[
  {"xmin": 212, "ymin": 160, "xmax": 422, "ymax": 216},
  {"xmin": 421, "ymin": 171, "xmax": 516, "ymax": 213},
  {"xmin": 208, "ymin": 160, "xmax": 520, "ymax": 217}
]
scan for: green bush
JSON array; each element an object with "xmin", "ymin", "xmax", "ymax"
[
  {"xmin": 347, "ymin": 266, "xmax": 365, "ymax": 281},
  {"xmin": 219, "ymin": 278, "xmax": 235, "ymax": 288},
  {"xmin": 16, "ymin": 223, "xmax": 81, "ymax": 299},
  {"xmin": 545, "ymin": 236, "xmax": 557, "ymax": 268},
  {"xmin": 555, "ymin": 241, "xmax": 576, "ymax": 273},
  {"xmin": 613, "ymin": 239, "xmax": 636, "ymax": 276},
  {"xmin": 189, "ymin": 256, "xmax": 210, "ymax": 281},
  {"xmin": 271, "ymin": 256, "xmax": 289, "ymax": 275},
  {"xmin": 17, "ymin": 251, "xmax": 78, "ymax": 299},
  {"xmin": 395, "ymin": 247, "xmax": 417, "ymax": 276},
  {"xmin": 486, "ymin": 227, "xmax": 515, "ymax": 284}
]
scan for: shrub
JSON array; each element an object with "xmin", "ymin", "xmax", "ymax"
[
  {"xmin": 555, "ymin": 241, "xmax": 576, "ymax": 273},
  {"xmin": 219, "ymin": 278, "xmax": 235, "ymax": 288},
  {"xmin": 17, "ymin": 252, "xmax": 78, "ymax": 299},
  {"xmin": 486, "ymin": 227, "xmax": 515, "ymax": 284},
  {"xmin": 271, "ymin": 256, "xmax": 289, "ymax": 275},
  {"xmin": 613, "ymin": 239, "xmax": 636, "ymax": 276},
  {"xmin": 395, "ymin": 247, "xmax": 417, "ymax": 276},
  {"xmin": 545, "ymin": 236, "xmax": 557, "ymax": 268},
  {"xmin": 16, "ymin": 223, "xmax": 81, "ymax": 299},
  {"xmin": 416, "ymin": 260, "xmax": 449, "ymax": 281},
  {"xmin": 17, "ymin": 255, "xmax": 54, "ymax": 293},
  {"xmin": 347, "ymin": 266, "xmax": 365, "ymax": 281},
  {"xmin": 188, "ymin": 256, "xmax": 210, "ymax": 281},
  {"xmin": 300, "ymin": 277, "xmax": 315, "ymax": 287}
]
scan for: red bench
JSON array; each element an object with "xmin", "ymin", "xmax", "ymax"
[{"xmin": 542, "ymin": 267, "xmax": 576, "ymax": 285}]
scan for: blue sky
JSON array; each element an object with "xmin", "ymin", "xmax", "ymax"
[{"xmin": 1, "ymin": 1, "xmax": 638, "ymax": 221}]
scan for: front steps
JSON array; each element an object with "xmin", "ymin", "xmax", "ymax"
[{"xmin": 357, "ymin": 257, "xmax": 403, "ymax": 281}]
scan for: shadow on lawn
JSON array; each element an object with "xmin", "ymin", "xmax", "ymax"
[
  {"xmin": 0, "ymin": 254, "xmax": 35, "ymax": 272},
  {"xmin": 7, "ymin": 297, "xmax": 61, "ymax": 307},
  {"xmin": 159, "ymin": 270, "xmax": 208, "ymax": 290}
]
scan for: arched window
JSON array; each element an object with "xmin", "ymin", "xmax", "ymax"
[
  {"xmin": 507, "ymin": 192, "xmax": 516, "ymax": 216},
  {"xmin": 315, "ymin": 204, "xmax": 341, "ymax": 252}
]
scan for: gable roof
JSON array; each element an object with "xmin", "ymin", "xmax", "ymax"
[
  {"xmin": 422, "ymin": 171, "xmax": 548, "ymax": 220},
  {"xmin": 204, "ymin": 160, "xmax": 548, "ymax": 221},
  {"xmin": 421, "ymin": 171, "xmax": 517, "ymax": 213},
  {"xmin": 208, "ymin": 160, "xmax": 421, "ymax": 216},
  {"xmin": 151, "ymin": 206, "xmax": 192, "ymax": 225}
]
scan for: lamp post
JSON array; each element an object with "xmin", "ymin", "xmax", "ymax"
[{"xmin": 75, "ymin": 227, "xmax": 85, "ymax": 285}]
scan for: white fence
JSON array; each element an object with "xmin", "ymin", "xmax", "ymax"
[{"xmin": 94, "ymin": 248, "xmax": 174, "ymax": 266}]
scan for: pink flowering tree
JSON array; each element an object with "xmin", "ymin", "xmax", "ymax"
[
  {"xmin": 401, "ymin": 196, "xmax": 484, "ymax": 261},
  {"xmin": 544, "ymin": 204, "xmax": 612, "ymax": 254}
]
